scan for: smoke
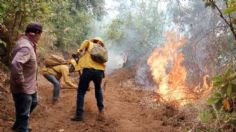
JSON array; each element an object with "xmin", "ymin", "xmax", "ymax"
[
  {"xmin": 89, "ymin": 0, "xmax": 153, "ymax": 74},
  {"xmin": 88, "ymin": 0, "xmax": 230, "ymax": 90},
  {"xmin": 135, "ymin": 62, "xmax": 156, "ymax": 89},
  {"xmin": 156, "ymin": 0, "xmax": 230, "ymax": 88},
  {"xmin": 105, "ymin": 46, "xmax": 127, "ymax": 74},
  {"xmin": 88, "ymin": 0, "xmax": 165, "ymax": 84}
]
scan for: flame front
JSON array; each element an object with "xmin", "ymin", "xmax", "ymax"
[{"xmin": 148, "ymin": 32, "xmax": 197, "ymax": 106}]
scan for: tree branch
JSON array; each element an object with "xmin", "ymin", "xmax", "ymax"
[{"xmin": 211, "ymin": 0, "xmax": 236, "ymax": 39}]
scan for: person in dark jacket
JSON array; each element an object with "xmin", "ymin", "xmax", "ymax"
[{"xmin": 10, "ymin": 22, "xmax": 43, "ymax": 132}]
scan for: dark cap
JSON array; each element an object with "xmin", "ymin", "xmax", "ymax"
[{"xmin": 25, "ymin": 22, "xmax": 43, "ymax": 34}]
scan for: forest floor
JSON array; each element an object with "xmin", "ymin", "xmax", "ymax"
[{"xmin": 0, "ymin": 66, "xmax": 199, "ymax": 132}]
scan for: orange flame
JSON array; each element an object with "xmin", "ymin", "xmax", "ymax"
[{"xmin": 148, "ymin": 32, "xmax": 198, "ymax": 106}]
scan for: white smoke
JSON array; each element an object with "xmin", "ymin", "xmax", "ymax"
[{"xmin": 105, "ymin": 49, "xmax": 126, "ymax": 74}]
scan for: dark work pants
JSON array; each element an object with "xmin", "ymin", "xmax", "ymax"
[
  {"xmin": 76, "ymin": 68, "xmax": 104, "ymax": 116},
  {"xmin": 12, "ymin": 92, "xmax": 38, "ymax": 132}
]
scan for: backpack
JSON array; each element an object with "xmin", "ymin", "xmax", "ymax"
[
  {"xmin": 90, "ymin": 43, "xmax": 108, "ymax": 64},
  {"xmin": 44, "ymin": 54, "xmax": 68, "ymax": 67}
]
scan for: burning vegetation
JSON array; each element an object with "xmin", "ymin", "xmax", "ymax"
[{"xmin": 148, "ymin": 32, "xmax": 212, "ymax": 106}]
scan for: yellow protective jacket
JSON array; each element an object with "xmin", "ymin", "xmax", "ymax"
[
  {"xmin": 77, "ymin": 40, "xmax": 106, "ymax": 71},
  {"xmin": 42, "ymin": 65, "xmax": 77, "ymax": 88}
]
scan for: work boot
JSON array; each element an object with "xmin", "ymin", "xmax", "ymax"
[
  {"xmin": 11, "ymin": 124, "xmax": 18, "ymax": 131},
  {"xmin": 28, "ymin": 124, "xmax": 32, "ymax": 132},
  {"xmin": 52, "ymin": 98, "xmax": 59, "ymax": 105},
  {"xmin": 71, "ymin": 114, "xmax": 83, "ymax": 122},
  {"xmin": 11, "ymin": 126, "xmax": 32, "ymax": 132},
  {"xmin": 97, "ymin": 111, "xmax": 105, "ymax": 121}
]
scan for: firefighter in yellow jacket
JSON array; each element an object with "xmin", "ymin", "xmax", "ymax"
[
  {"xmin": 42, "ymin": 59, "xmax": 80, "ymax": 103},
  {"xmin": 71, "ymin": 37, "xmax": 106, "ymax": 121}
]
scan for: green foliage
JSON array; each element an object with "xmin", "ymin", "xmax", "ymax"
[
  {"xmin": 210, "ymin": 66, "xmax": 236, "ymax": 99},
  {"xmin": 200, "ymin": 66, "xmax": 236, "ymax": 129},
  {"xmin": 105, "ymin": 0, "xmax": 164, "ymax": 61},
  {"xmin": 47, "ymin": 0, "xmax": 107, "ymax": 52},
  {"xmin": 207, "ymin": 92, "xmax": 222, "ymax": 105},
  {"xmin": 49, "ymin": 0, "xmax": 92, "ymax": 51},
  {"xmin": 1, "ymin": 0, "xmax": 51, "ymax": 32},
  {"xmin": 0, "ymin": 0, "xmax": 52, "ymax": 65},
  {"xmin": 0, "ymin": 0, "xmax": 106, "ymax": 65},
  {"xmin": 224, "ymin": 7, "xmax": 236, "ymax": 14},
  {"xmin": 198, "ymin": 109, "xmax": 214, "ymax": 123},
  {"xmin": 106, "ymin": 19, "xmax": 124, "ymax": 41},
  {"xmin": 224, "ymin": 0, "xmax": 236, "ymax": 14},
  {"xmin": 201, "ymin": 1, "xmax": 236, "ymax": 130}
]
